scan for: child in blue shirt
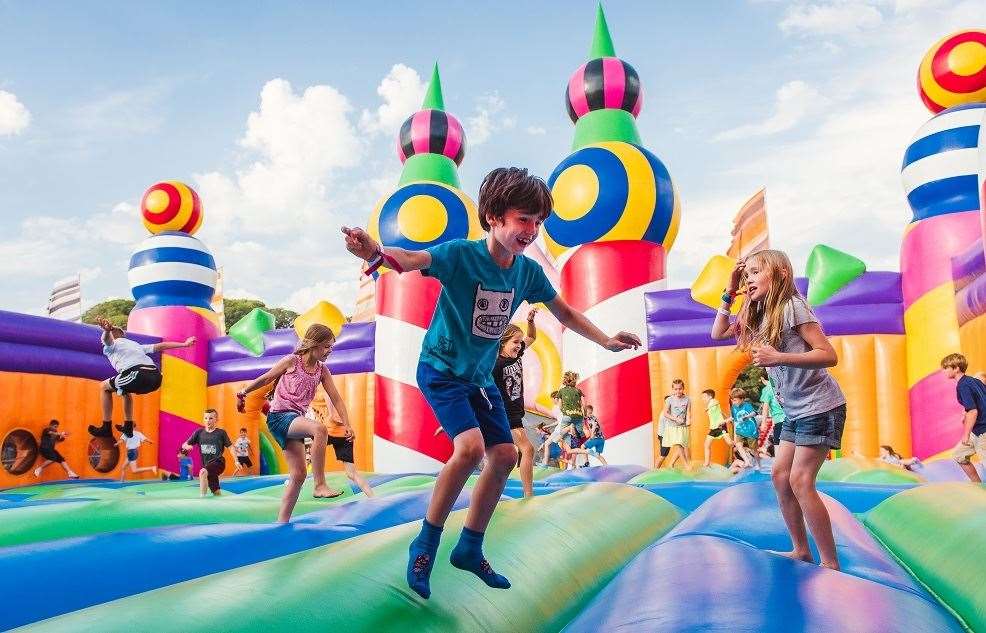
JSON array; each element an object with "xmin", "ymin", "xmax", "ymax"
[
  {"xmin": 728, "ymin": 387, "xmax": 760, "ymax": 469},
  {"xmin": 343, "ymin": 167, "xmax": 640, "ymax": 599},
  {"xmin": 177, "ymin": 448, "xmax": 193, "ymax": 480}
]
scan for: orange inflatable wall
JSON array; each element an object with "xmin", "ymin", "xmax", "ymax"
[
  {"xmin": 0, "ymin": 372, "xmax": 159, "ymax": 488},
  {"xmin": 959, "ymin": 313, "xmax": 986, "ymax": 375},
  {"xmin": 648, "ymin": 334, "xmax": 911, "ymax": 465}
]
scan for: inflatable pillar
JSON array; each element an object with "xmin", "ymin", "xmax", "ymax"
[
  {"xmin": 368, "ymin": 65, "xmax": 483, "ymax": 471},
  {"xmin": 126, "ymin": 182, "xmax": 221, "ymax": 473},
  {"xmin": 542, "ymin": 6, "xmax": 679, "ymax": 466}
]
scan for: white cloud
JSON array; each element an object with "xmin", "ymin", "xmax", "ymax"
[
  {"xmin": 526, "ymin": 125, "xmax": 547, "ymax": 136},
  {"xmin": 715, "ymin": 81, "xmax": 827, "ymax": 141},
  {"xmin": 780, "ymin": 3, "xmax": 883, "ymax": 37},
  {"xmin": 283, "ymin": 279, "xmax": 360, "ymax": 314},
  {"xmin": 0, "ymin": 90, "xmax": 31, "ymax": 136},
  {"xmin": 468, "ymin": 92, "xmax": 514, "ymax": 145},
  {"xmin": 84, "ymin": 202, "xmax": 144, "ymax": 245},
  {"xmin": 359, "ymin": 64, "xmax": 426, "ymax": 135},
  {"xmin": 222, "ymin": 287, "xmax": 263, "ymax": 302}
]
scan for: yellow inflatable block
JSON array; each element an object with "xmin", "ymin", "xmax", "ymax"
[
  {"xmin": 160, "ymin": 355, "xmax": 208, "ymax": 424},
  {"xmin": 691, "ymin": 255, "xmax": 743, "ymax": 314},
  {"xmin": 904, "ymin": 284, "xmax": 962, "ymax": 388},
  {"xmin": 295, "ymin": 301, "xmax": 346, "ymax": 338}
]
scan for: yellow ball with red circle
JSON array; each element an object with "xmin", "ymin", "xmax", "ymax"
[
  {"xmin": 141, "ymin": 181, "xmax": 204, "ymax": 235},
  {"xmin": 368, "ymin": 180, "xmax": 482, "ymax": 252},
  {"xmin": 918, "ymin": 30, "xmax": 986, "ymax": 113}
]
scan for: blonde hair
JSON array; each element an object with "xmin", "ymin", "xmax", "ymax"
[
  {"xmin": 294, "ymin": 323, "xmax": 335, "ymax": 357},
  {"xmin": 499, "ymin": 324, "xmax": 524, "ymax": 352},
  {"xmin": 735, "ymin": 249, "xmax": 800, "ymax": 352},
  {"xmin": 940, "ymin": 353, "xmax": 968, "ymax": 372},
  {"xmin": 562, "ymin": 371, "xmax": 579, "ymax": 386}
]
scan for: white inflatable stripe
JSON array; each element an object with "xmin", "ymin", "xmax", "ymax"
[
  {"xmin": 132, "ymin": 234, "xmax": 211, "ymax": 254},
  {"xmin": 562, "ymin": 280, "xmax": 665, "ymax": 379},
  {"xmin": 126, "ymin": 262, "xmax": 218, "ymax": 288},
  {"xmin": 908, "ymin": 105, "xmax": 985, "ymax": 143},
  {"xmin": 372, "ymin": 435, "xmax": 444, "ymax": 473},
  {"xmin": 901, "ymin": 147, "xmax": 979, "ymax": 195},
  {"xmin": 374, "ymin": 314, "xmax": 426, "ymax": 388},
  {"xmin": 601, "ymin": 423, "xmax": 654, "ymax": 467}
]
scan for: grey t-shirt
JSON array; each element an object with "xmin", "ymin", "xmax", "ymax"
[
  {"xmin": 765, "ymin": 296, "xmax": 845, "ymax": 421},
  {"xmin": 662, "ymin": 394, "xmax": 690, "ymax": 426}
]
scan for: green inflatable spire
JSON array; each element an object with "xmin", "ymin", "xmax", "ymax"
[
  {"xmin": 589, "ymin": 3, "xmax": 616, "ymax": 58},
  {"xmin": 398, "ymin": 62, "xmax": 461, "ymax": 187},
  {"xmin": 572, "ymin": 5, "xmax": 641, "ymax": 150}
]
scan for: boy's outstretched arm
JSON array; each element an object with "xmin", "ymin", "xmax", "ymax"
[
  {"xmin": 341, "ymin": 227, "xmax": 431, "ymax": 273},
  {"xmin": 152, "ymin": 337, "xmax": 196, "ymax": 352},
  {"xmin": 545, "ymin": 295, "xmax": 641, "ymax": 351}
]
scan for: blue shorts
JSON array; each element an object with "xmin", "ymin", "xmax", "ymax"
[
  {"xmin": 126, "ymin": 448, "xmax": 138, "ymax": 462},
  {"xmin": 779, "ymin": 404, "xmax": 846, "ymax": 449},
  {"xmin": 417, "ymin": 361, "xmax": 513, "ymax": 447},
  {"xmin": 548, "ymin": 443, "xmax": 562, "ymax": 459},
  {"xmin": 267, "ymin": 410, "xmax": 305, "ymax": 449},
  {"xmin": 584, "ymin": 438, "xmax": 605, "ymax": 454}
]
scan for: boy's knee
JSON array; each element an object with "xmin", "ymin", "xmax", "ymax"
[
  {"xmin": 288, "ymin": 472, "xmax": 307, "ymax": 487},
  {"xmin": 459, "ymin": 442, "xmax": 485, "ymax": 465},
  {"xmin": 489, "ymin": 445, "xmax": 518, "ymax": 471}
]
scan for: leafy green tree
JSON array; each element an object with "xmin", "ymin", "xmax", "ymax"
[
  {"xmin": 268, "ymin": 308, "xmax": 299, "ymax": 329},
  {"xmin": 732, "ymin": 364, "xmax": 766, "ymax": 401},
  {"xmin": 82, "ymin": 299, "xmax": 134, "ymax": 328}
]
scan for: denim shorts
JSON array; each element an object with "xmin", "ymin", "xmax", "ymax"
[
  {"xmin": 417, "ymin": 361, "xmax": 513, "ymax": 447},
  {"xmin": 583, "ymin": 438, "xmax": 605, "ymax": 454},
  {"xmin": 267, "ymin": 410, "xmax": 303, "ymax": 449},
  {"xmin": 126, "ymin": 448, "xmax": 138, "ymax": 462},
  {"xmin": 779, "ymin": 404, "xmax": 846, "ymax": 449}
]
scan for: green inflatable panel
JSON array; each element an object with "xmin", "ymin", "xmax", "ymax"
[
  {"xmin": 629, "ymin": 466, "xmax": 731, "ymax": 484},
  {"xmin": 227, "ymin": 307, "xmax": 276, "ymax": 356},
  {"xmin": 805, "ymin": 244, "xmax": 866, "ymax": 306},
  {"xmin": 844, "ymin": 469, "xmax": 921, "ymax": 485},
  {"xmin": 27, "ymin": 484, "xmax": 683, "ymax": 633},
  {"xmin": 258, "ymin": 431, "xmax": 281, "ymax": 475},
  {"xmin": 865, "ymin": 483, "xmax": 986, "ymax": 632}
]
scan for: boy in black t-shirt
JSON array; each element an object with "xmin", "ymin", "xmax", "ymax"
[
  {"xmin": 182, "ymin": 409, "xmax": 236, "ymax": 496},
  {"xmin": 492, "ymin": 308, "xmax": 538, "ymax": 497},
  {"xmin": 33, "ymin": 420, "xmax": 80, "ymax": 479}
]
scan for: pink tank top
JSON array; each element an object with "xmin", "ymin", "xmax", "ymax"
[{"xmin": 270, "ymin": 355, "xmax": 324, "ymax": 415}]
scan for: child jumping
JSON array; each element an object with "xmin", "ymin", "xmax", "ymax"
[
  {"xmin": 115, "ymin": 422, "xmax": 157, "ymax": 481},
  {"xmin": 235, "ymin": 323, "xmax": 359, "ymax": 521},
  {"xmin": 342, "ymin": 166, "xmax": 640, "ymax": 600},
  {"xmin": 712, "ymin": 251, "xmax": 845, "ymax": 570},
  {"xmin": 90, "ymin": 318, "xmax": 195, "ymax": 438},
  {"xmin": 182, "ymin": 409, "xmax": 236, "ymax": 496},
  {"xmin": 701, "ymin": 390, "xmax": 733, "ymax": 467},
  {"xmin": 33, "ymin": 420, "xmax": 79, "ymax": 479},
  {"xmin": 582, "ymin": 404, "xmax": 607, "ymax": 464},
  {"xmin": 942, "ymin": 353, "xmax": 986, "ymax": 483},
  {"xmin": 492, "ymin": 308, "xmax": 538, "ymax": 498}
]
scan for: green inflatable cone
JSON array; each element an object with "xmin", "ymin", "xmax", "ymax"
[
  {"xmin": 228, "ymin": 307, "xmax": 276, "ymax": 356},
  {"xmin": 805, "ymin": 245, "xmax": 866, "ymax": 306}
]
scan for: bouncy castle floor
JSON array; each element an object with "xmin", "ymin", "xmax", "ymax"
[{"xmin": 1, "ymin": 458, "xmax": 983, "ymax": 632}]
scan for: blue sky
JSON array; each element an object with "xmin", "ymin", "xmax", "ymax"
[{"xmin": 0, "ymin": 1, "xmax": 981, "ymax": 315}]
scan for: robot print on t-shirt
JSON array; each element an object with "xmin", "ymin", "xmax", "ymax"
[{"xmin": 472, "ymin": 285, "xmax": 514, "ymax": 339}]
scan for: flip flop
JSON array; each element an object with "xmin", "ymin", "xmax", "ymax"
[{"xmin": 313, "ymin": 491, "xmax": 344, "ymax": 499}]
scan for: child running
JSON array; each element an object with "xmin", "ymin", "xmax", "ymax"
[
  {"xmin": 942, "ymin": 353, "xmax": 986, "ymax": 482},
  {"xmin": 90, "ymin": 318, "xmax": 195, "ymax": 438},
  {"xmin": 342, "ymin": 166, "xmax": 640, "ymax": 600},
  {"xmin": 701, "ymin": 390, "xmax": 733, "ymax": 467},
  {"xmin": 729, "ymin": 387, "xmax": 760, "ymax": 470},
  {"xmin": 492, "ymin": 308, "xmax": 538, "ymax": 497},
  {"xmin": 182, "ymin": 409, "xmax": 237, "ymax": 497},
  {"xmin": 33, "ymin": 420, "xmax": 79, "ymax": 479},
  {"xmin": 231, "ymin": 428, "xmax": 253, "ymax": 476},
  {"xmin": 235, "ymin": 324, "xmax": 356, "ymax": 521},
  {"xmin": 115, "ymin": 422, "xmax": 157, "ymax": 481},
  {"xmin": 712, "ymin": 251, "xmax": 845, "ymax": 570}
]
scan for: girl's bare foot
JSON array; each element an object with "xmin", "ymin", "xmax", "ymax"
[
  {"xmin": 313, "ymin": 485, "xmax": 343, "ymax": 499},
  {"xmin": 819, "ymin": 560, "xmax": 840, "ymax": 571},
  {"xmin": 768, "ymin": 549, "xmax": 814, "ymax": 563}
]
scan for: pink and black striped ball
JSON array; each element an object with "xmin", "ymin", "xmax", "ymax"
[
  {"xmin": 566, "ymin": 57, "xmax": 643, "ymax": 123},
  {"xmin": 397, "ymin": 109, "xmax": 466, "ymax": 166}
]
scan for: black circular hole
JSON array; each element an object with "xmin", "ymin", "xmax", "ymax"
[
  {"xmin": 88, "ymin": 437, "xmax": 120, "ymax": 473},
  {"xmin": 2, "ymin": 429, "xmax": 39, "ymax": 475}
]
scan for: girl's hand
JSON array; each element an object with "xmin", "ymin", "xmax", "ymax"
[
  {"xmin": 344, "ymin": 424, "xmax": 355, "ymax": 440},
  {"xmin": 235, "ymin": 391, "xmax": 247, "ymax": 414},
  {"xmin": 728, "ymin": 260, "xmax": 746, "ymax": 293},
  {"xmin": 603, "ymin": 331, "xmax": 641, "ymax": 352},
  {"xmin": 341, "ymin": 227, "xmax": 380, "ymax": 261},
  {"xmin": 527, "ymin": 307, "xmax": 538, "ymax": 323},
  {"xmin": 752, "ymin": 344, "xmax": 783, "ymax": 367}
]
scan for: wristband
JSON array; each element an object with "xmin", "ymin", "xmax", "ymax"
[
  {"xmin": 364, "ymin": 247, "xmax": 405, "ymax": 276},
  {"xmin": 717, "ymin": 307, "xmax": 732, "ymax": 317}
]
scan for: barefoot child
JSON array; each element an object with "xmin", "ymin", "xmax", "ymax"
[
  {"xmin": 89, "ymin": 318, "xmax": 195, "ymax": 438},
  {"xmin": 235, "ymin": 324, "xmax": 356, "ymax": 521},
  {"xmin": 492, "ymin": 308, "xmax": 538, "ymax": 497},
  {"xmin": 343, "ymin": 166, "xmax": 640, "ymax": 600},
  {"xmin": 182, "ymin": 409, "xmax": 236, "ymax": 496},
  {"xmin": 33, "ymin": 420, "xmax": 79, "ymax": 479},
  {"xmin": 115, "ymin": 423, "xmax": 158, "ymax": 481},
  {"xmin": 712, "ymin": 251, "xmax": 845, "ymax": 570},
  {"xmin": 701, "ymin": 390, "xmax": 733, "ymax": 467},
  {"xmin": 660, "ymin": 379, "xmax": 691, "ymax": 468}
]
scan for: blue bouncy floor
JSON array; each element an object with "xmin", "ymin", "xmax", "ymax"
[{"xmin": 1, "ymin": 462, "xmax": 983, "ymax": 632}]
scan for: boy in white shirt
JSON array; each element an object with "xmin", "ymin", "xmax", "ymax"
[
  {"xmin": 89, "ymin": 318, "xmax": 195, "ymax": 438},
  {"xmin": 114, "ymin": 422, "xmax": 158, "ymax": 481}
]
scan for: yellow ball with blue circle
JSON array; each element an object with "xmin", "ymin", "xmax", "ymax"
[
  {"xmin": 369, "ymin": 180, "xmax": 482, "ymax": 252},
  {"xmin": 543, "ymin": 141, "xmax": 679, "ymax": 260}
]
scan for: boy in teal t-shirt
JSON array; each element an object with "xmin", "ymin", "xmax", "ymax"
[{"xmin": 343, "ymin": 167, "xmax": 641, "ymax": 600}]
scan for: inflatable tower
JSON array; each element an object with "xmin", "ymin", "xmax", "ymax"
[
  {"xmin": 369, "ymin": 65, "xmax": 483, "ymax": 471},
  {"xmin": 543, "ymin": 6, "xmax": 680, "ymax": 466}
]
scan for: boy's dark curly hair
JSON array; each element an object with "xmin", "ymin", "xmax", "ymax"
[{"xmin": 477, "ymin": 167, "xmax": 553, "ymax": 231}]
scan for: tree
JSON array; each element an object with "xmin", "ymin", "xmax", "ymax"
[
  {"xmin": 82, "ymin": 299, "xmax": 134, "ymax": 328},
  {"xmin": 732, "ymin": 364, "xmax": 766, "ymax": 401},
  {"xmin": 223, "ymin": 299, "xmax": 266, "ymax": 331},
  {"xmin": 268, "ymin": 308, "xmax": 299, "ymax": 329}
]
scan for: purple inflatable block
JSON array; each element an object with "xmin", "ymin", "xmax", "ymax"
[
  {"xmin": 208, "ymin": 323, "xmax": 376, "ymax": 363},
  {"xmin": 645, "ymin": 289, "xmax": 711, "ymax": 322},
  {"xmin": 207, "ymin": 347, "xmax": 375, "ymax": 385},
  {"xmin": 0, "ymin": 341, "xmax": 116, "ymax": 381},
  {"xmin": 0, "ymin": 310, "xmax": 159, "ymax": 355},
  {"xmin": 819, "ymin": 271, "xmax": 902, "ymax": 307},
  {"xmin": 648, "ymin": 319, "xmax": 732, "ymax": 351},
  {"xmin": 956, "ymin": 275, "xmax": 986, "ymax": 325},
  {"xmin": 951, "ymin": 239, "xmax": 984, "ymax": 289},
  {"xmin": 813, "ymin": 303, "xmax": 904, "ymax": 335}
]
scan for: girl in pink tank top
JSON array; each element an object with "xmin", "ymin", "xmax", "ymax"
[{"xmin": 235, "ymin": 323, "xmax": 372, "ymax": 522}]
